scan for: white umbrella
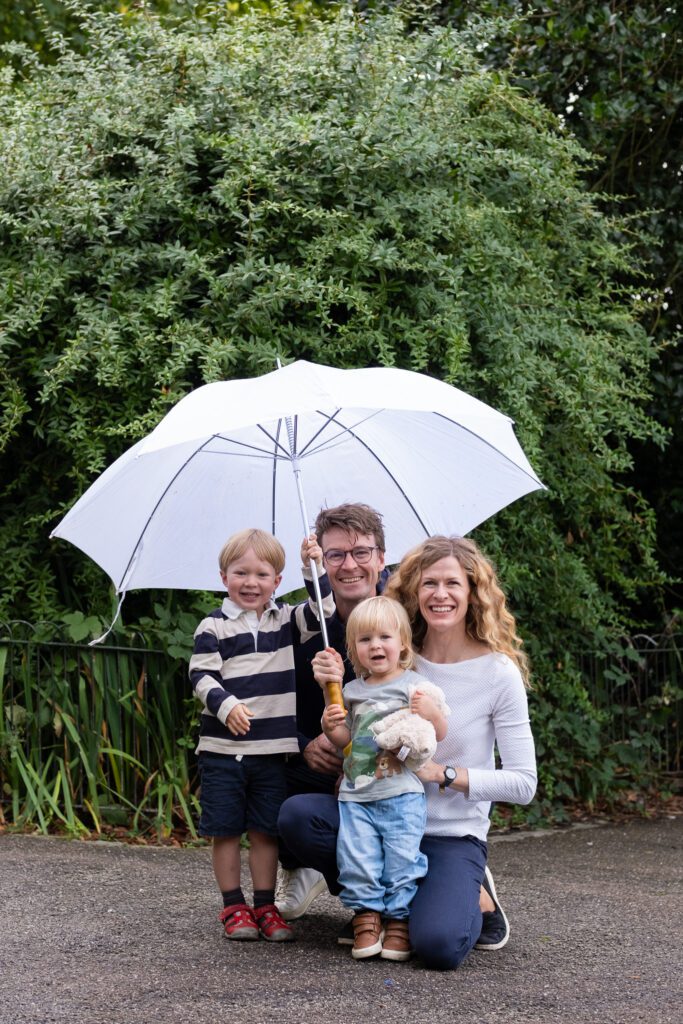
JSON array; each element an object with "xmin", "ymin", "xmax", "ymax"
[{"xmin": 51, "ymin": 360, "xmax": 545, "ymax": 608}]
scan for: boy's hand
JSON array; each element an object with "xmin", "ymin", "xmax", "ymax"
[
  {"xmin": 312, "ymin": 647, "xmax": 345, "ymax": 688},
  {"xmin": 227, "ymin": 703, "xmax": 254, "ymax": 736},
  {"xmin": 301, "ymin": 531, "xmax": 323, "ymax": 570},
  {"xmin": 410, "ymin": 689, "xmax": 439, "ymax": 720},
  {"xmin": 322, "ymin": 703, "xmax": 346, "ymax": 731}
]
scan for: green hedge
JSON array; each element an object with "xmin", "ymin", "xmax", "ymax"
[{"xmin": 0, "ymin": 4, "xmax": 668, "ymax": 813}]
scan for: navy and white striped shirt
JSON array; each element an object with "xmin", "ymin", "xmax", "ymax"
[{"xmin": 189, "ymin": 569, "xmax": 334, "ymax": 756}]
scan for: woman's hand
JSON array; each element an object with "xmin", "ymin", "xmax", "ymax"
[
  {"xmin": 416, "ymin": 759, "xmax": 445, "ymax": 786},
  {"xmin": 312, "ymin": 647, "xmax": 345, "ymax": 688},
  {"xmin": 417, "ymin": 759, "xmax": 469, "ymax": 795}
]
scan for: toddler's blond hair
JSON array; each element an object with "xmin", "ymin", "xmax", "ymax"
[{"xmin": 345, "ymin": 596, "xmax": 415, "ymax": 678}]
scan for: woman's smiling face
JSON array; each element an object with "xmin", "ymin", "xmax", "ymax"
[{"xmin": 417, "ymin": 556, "xmax": 471, "ymax": 635}]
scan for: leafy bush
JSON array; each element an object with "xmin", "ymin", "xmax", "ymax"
[
  {"xmin": 0, "ymin": 4, "xmax": 669, "ymax": 813},
  {"xmin": 443, "ymin": 0, "xmax": 683, "ymax": 616}
]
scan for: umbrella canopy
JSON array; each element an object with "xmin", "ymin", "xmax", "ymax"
[{"xmin": 51, "ymin": 360, "xmax": 545, "ymax": 596}]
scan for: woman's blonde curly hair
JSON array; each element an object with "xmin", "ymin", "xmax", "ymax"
[{"xmin": 385, "ymin": 536, "xmax": 529, "ymax": 687}]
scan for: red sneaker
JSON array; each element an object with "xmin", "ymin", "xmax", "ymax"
[
  {"xmin": 253, "ymin": 903, "xmax": 295, "ymax": 942},
  {"xmin": 218, "ymin": 903, "xmax": 259, "ymax": 941}
]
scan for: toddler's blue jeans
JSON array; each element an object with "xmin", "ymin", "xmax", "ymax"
[
  {"xmin": 278, "ymin": 793, "xmax": 487, "ymax": 969},
  {"xmin": 337, "ymin": 793, "xmax": 427, "ymax": 918}
]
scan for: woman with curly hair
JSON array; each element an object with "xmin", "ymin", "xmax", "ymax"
[
  {"xmin": 306, "ymin": 535, "xmax": 536, "ymax": 970},
  {"xmin": 380, "ymin": 535, "xmax": 536, "ymax": 968}
]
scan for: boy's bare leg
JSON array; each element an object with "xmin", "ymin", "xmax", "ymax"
[
  {"xmin": 214, "ymin": 835, "xmax": 260, "ymax": 940},
  {"xmin": 212, "ymin": 836, "xmax": 242, "ymax": 891},
  {"xmin": 248, "ymin": 830, "xmax": 279, "ymax": 891},
  {"xmin": 249, "ymin": 831, "xmax": 294, "ymax": 940}
]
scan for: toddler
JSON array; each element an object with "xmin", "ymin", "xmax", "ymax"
[{"xmin": 314, "ymin": 595, "xmax": 447, "ymax": 960}]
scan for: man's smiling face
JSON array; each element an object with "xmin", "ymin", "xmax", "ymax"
[{"xmin": 320, "ymin": 526, "xmax": 385, "ymax": 618}]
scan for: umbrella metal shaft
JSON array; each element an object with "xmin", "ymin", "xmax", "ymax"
[{"xmin": 285, "ymin": 418, "xmax": 330, "ymax": 651}]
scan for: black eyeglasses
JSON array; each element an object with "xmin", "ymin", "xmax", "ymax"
[{"xmin": 323, "ymin": 546, "xmax": 379, "ymax": 566}]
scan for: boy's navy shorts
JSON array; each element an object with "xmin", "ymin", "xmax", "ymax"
[{"xmin": 198, "ymin": 752, "xmax": 287, "ymax": 838}]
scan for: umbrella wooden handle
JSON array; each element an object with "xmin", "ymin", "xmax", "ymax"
[{"xmin": 326, "ymin": 680, "xmax": 345, "ymax": 711}]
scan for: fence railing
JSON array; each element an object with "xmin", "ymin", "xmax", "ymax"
[
  {"xmin": 579, "ymin": 633, "xmax": 682, "ymax": 776},
  {"xmin": 1, "ymin": 623, "xmax": 681, "ymax": 833},
  {"xmin": 0, "ymin": 621, "xmax": 198, "ymax": 836}
]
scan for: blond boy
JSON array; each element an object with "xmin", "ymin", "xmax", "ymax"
[{"xmin": 189, "ymin": 528, "xmax": 333, "ymax": 942}]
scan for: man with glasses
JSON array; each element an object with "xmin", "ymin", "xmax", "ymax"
[{"xmin": 275, "ymin": 503, "xmax": 389, "ymax": 926}]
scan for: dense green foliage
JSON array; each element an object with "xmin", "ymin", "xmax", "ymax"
[
  {"xmin": 4, "ymin": 1, "xmax": 679, "ymax": 609},
  {"xmin": 442, "ymin": 0, "xmax": 683, "ymax": 611},
  {"xmin": 0, "ymin": 5, "xmax": 673, "ymax": 818},
  {"xmin": 0, "ymin": 0, "xmax": 80, "ymax": 57}
]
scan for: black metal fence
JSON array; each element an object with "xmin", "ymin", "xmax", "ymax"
[
  {"xmin": 579, "ymin": 633, "xmax": 683, "ymax": 776},
  {"xmin": 0, "ymin": 621, "xmax": 196, "ymax": 831},
  {"xmin": 1, "ymin": 622, "xmax": 681, "ymax": 829}
]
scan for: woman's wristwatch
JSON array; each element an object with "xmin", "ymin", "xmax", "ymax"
[{"xmin": 439, "ymin": 765, "xmax": 457, "ymax": 791}]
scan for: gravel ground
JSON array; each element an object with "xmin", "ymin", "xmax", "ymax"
[{"xmin": 1, "ymin": 816, "xmax": 681, "ymax": 1024}]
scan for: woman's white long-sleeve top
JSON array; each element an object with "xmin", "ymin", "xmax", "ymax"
[{"xmin": 415, "ymin": 652, "xmax": 537, "ymax": 842}]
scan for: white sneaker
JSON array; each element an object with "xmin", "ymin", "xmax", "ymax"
[{"xmin": 275, "ymin": 867, "xmax": 327, "ymax": 920}]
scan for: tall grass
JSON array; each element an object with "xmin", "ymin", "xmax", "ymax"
[
  {"xmin": 2, "ymin": 622, "xmax": 681, "ymax": 838},
  {"xmin": 0, "ymin": 622, "xmax": 200, "ymax": 840}
]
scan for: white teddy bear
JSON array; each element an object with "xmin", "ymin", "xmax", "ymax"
[{"xmin": 369, "ymin": 680, "xmax": 450, "ymax": 772}]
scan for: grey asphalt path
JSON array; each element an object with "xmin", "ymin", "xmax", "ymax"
[{"xmin": 1, "ymin": 816, "xmax": 681, "ymax": 1024}]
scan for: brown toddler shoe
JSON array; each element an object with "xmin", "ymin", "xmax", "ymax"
[
  {"xmin": 381, "ymin": 918, "xmax": 411, "ymax": 961},
  {"xmin": 351, "ymin": 910, "xmax": 384, "ymax": 959}
]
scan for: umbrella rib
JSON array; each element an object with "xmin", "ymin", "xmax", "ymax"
[
  {"xmin": 297, "ymin": 408, "xmax": 342, "ymax": 456},
  {"xmin": 256, "ymin": 424, "xmax": 292, "ymax": 459},
  {"xmin": 214, "ymin": 431, "xmax": 291, "ymax": 460},
  {"xmin": 298, "ymin": 409, "xmax": 382, "ymax": 458},
  {"xmin": 115, "ymin": 436, "xmax": 220, "ymax": 591},
  {"xmin": 203, "ymin": 449, "xmax": 283, "ymax": 460},
  {"xmin": 433, "ymin": 413, "xmax": 544, "ymax": 488},
  {"xmin": 322, "ymin": 412, "xmax": 430, "ymax": 534},
  {"xmin": 271, "ymin": 420, "xmax": 282, "ymax": 534}
]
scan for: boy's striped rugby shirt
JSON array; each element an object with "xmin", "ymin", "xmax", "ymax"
[{"xmin": 189, "ymin": 569, "xmax": 334, "ymax": 756}]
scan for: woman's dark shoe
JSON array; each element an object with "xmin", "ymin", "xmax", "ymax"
[{"xmin": 475, "ymin": 867, "xmax": 510, "ymax": 951}]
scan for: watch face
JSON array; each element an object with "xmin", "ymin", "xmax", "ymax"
[{"xmin": 444, "ymin": 767, "xmax": 456, "ymax": 784}]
